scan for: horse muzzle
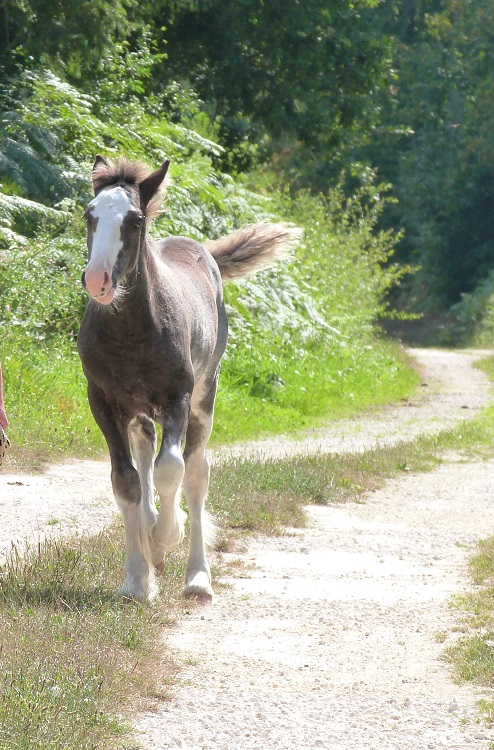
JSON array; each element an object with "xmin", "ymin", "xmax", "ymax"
[{"xmin": 81, "ymin": 265, "xmax": 116, "ymax": 305}]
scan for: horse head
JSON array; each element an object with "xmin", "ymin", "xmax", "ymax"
[{"xmin": 81, "ymin": 156, "xmax": 170, "ymax": 305}]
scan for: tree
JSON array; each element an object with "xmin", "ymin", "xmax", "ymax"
[
  {"xmin": 0, "ymin": 0, "xmax": 139, "ymax": 80},
  {"xmin": 369, "ymin": 0, "xmax": 494, "ymax": 310},
  {"xmin": 151, "ymin": 0, "xmax": 394, "ymax": 182}
]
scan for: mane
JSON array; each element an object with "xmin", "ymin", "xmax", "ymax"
[{"xmin": 91, "ymin": 157, "xmax": 169, "ymax": 222}]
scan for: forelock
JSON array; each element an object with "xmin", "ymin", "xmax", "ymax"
[
  {"xmin": 92, "ymin": 158, "xmax": 149, "ymax": 195},
  {"xmin": 91, "ymin": 157, "xmax": 169, "ymax": 222}
]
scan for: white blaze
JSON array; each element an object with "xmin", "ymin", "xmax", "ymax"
[{"xmin": 87, "ymin": 187, "xmax": 133, "ymax": 271}]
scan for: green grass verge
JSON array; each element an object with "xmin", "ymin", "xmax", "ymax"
[
  {"xmin": 443, "ymin": 541, "xmax": 494, "ymax": 729},
  {"xmin": 0, "ymin": 529, "xmax": 188, "ymax": 749},
  {"xmin": 414, "ymin": 355, "xmax": 494, "ymax": 732},
  {"xmin": 1, "ymin": 337, "xmax": 418, "ymax": 469},
  {"xmin": 213, "ymin": 340, "xmax": 418, "ymax": 444}
]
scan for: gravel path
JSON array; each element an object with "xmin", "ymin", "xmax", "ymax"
[{"xmin": 1, "ymin": 348, "xmax": 494, "ymax": 749}]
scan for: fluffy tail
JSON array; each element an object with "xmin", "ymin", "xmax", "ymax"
[{"xmin": 206, "ymin": 222, "xmax": 302, "ymax": 281}]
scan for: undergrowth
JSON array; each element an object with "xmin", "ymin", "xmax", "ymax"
[{"xmin": 0, "ymin": 69, "xmax": 417, "ymax": 468}]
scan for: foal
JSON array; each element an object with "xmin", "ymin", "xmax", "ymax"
[{"xmin": 78, "ymin": 156, "xmax": 301, "ymax": 601}]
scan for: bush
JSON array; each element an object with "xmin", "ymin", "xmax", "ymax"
[{"xmin": 0, "ymin": 69, "xmax": 416, "ymax": 462}]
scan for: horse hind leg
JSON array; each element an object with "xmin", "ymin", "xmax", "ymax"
[{"xmin": 182, "ymin": 377, "xmax": 217, "ymax": 601}]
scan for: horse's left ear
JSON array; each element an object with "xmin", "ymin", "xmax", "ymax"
[{"xmin": 139, "ymin": 161, "xmax": 170, "ymax": 209}]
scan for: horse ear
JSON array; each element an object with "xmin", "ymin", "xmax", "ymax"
[
  {"xmin": 93, "ymin": 155, "xmax": 109, "ymax": 171},
  {"xmin": 139, "ymin": 160, "xmax": 170, "ymax": 209},
  {"xmin": 92, "ymin": 155, "xmax": 109, "ymax": 195}
]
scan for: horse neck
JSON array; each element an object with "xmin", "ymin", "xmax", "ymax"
[
  {"xmin": 126, "ymin": 233, "xmax": 155, "ymax": 297},
  {"xmin": 103, "ymin": 233, "xmax": 156, "ymax": 323}
]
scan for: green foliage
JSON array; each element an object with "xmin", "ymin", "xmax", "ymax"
[
  {"xmin": 0, "ymin": 193, "xmax": 70, "ymax": 243},
  {"xmin": 0, "ymin": 50, "xmax": 415, "ymax": 464},
  {"xmin": 444, "ymin": 271, "xmax": 494, "ymax": 346},
  {"xmin": 156, "ymin": 0, "xmax": 394, "ymax": 181},
  {"xmin": 0, "ymin": 0, "xmax": 142, "ymax": 81},
  {"xmin": 370, "ymin": 0, "xmax": 494, "ymax": 313},
  {"xmin": 4, "ymin": 0, "xmax": 494, "ymax": 327},
  {"xmin": 209, "ymin": 180, "xmax": 416, "ymax": 443}
]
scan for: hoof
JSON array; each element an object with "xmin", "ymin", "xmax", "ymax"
[
  {"xmin": 193, "ymin": 592, "xmax": 213, "ymax": 607},
  {"xmin": 119, "ymin": 576, "xmax": 157, "ymax": 603},
  {"xmin": 184, "ymin": 571, "xmax": 214, "ymax": 604},
  {"xmin": 183, "ymin": 588, "xmax": 213, "ymax": 607}
]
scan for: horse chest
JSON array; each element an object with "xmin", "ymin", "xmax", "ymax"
[{"xmin": 80, "ymin": 315, "xmax": 190, "ymax": 402}]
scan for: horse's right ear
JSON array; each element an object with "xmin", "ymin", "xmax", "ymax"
[
  {"xmin": 93, "ymin": 155, "xmax": 109, "ymax": 171},
  {"xmin": 92, "ymin": 155, "xmax": 109, "ymax": 195}
]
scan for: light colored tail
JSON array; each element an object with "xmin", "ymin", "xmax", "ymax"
[{"xmin": 206, "ymin": 222, "xmax": 302, "ymax": 281}]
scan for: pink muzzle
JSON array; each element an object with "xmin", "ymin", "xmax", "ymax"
[{"xmin": 83, "ymin": 264, "xmax": 116, "ymax": 305}]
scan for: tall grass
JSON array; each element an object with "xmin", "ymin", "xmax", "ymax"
[
  {"xmin": 1, "ymin": 323, "xmax": 416, "ymax": 467},
  {"xmin": 213, "ymin": 340, "xmax": 417, "ymax": 443}
]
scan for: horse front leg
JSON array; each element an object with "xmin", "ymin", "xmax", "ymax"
[
  {"xmin": 87, "ymin": 383, "xmax": 155, "ymax": 601},
  {"xmin": 150, "ymin": 395, "xmax": 189, "ymax": 567},
  {"xmin": 129, "ymin": 414, "xmax": 158, "ymax": 534}
]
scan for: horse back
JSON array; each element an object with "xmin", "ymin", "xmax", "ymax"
[{"xmin": 155, "ymin": 236, "xmax": 222, "ymax": 301}]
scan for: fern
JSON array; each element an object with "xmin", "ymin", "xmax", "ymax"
[{"xmin": 0, "ymin": 192, "xmax": 70, "ymax": 242}]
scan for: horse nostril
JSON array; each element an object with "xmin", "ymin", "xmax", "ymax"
[{"xmin": 81, "ymin": 271, "xmax": 86, "ymax": 288}]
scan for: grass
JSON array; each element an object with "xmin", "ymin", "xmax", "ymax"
[
  {"xmin": 213, "ymin": 339, "xmax": 419, "ymax": 444},
  {"xmin": 1, "ymin": 336, "xmax": 419, "ymax": 470},
  {"xmin": 0, "ymin": 530, "xmax": 187, "ymax": 749},
  {"xmin": 209, "ymin": 438, "xmax": 441, "ymax": 540},
  {"xmin": 1, "ymin": 342, "xmax": 106, "ymax": 467},
  {"xmin": 2, "ymin": 352, "xmax": 494, "ymax": 746},
  {"xmin": 443, "ymin": 536, "xmax": 494, "ymax": 728}
]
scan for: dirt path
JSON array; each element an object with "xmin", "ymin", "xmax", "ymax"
[
  {"xmin": 136, "ymin": 349, "xmax": 494, "ymax": 750},
  {"xmin": 1, "ymin": 348, "xmax": 494, "ymax": 748}
]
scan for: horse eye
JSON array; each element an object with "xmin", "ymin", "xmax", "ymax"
[{"xmin": 134, "ymin": 215, "xmax": 143, "ymax": 228}]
